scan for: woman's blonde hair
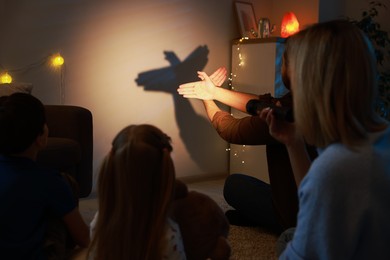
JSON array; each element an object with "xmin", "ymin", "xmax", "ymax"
[
  {"xmin": 89, "ymin": 124, "xmax": 175, "ymax": 260},
  {"xmin": 286, "ymin": 20, "xmax": 385, "ymax": 148}
]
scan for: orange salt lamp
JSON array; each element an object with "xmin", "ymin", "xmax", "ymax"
[{"xmin": 281, "ymin": 12, "xmax": 300, "ymax": 38}]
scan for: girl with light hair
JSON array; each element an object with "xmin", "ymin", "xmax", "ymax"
[{"xmin": 87, "ymin": 124, "xmax": 186, "ymax": 260}]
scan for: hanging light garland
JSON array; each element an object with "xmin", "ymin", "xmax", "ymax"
[
  {"xmin": 228, "ymin": 37, "xmax": 249, "ymax": 165},
  {"xmin": 228, "ymin": 37, "xmax": 247, "ymax": 91},
  {"xmin": 0, "ymin": 72, "xmax": 12, "ymax": 84},
  {"xmin": 51, "ymin": 54, "xmax": 65, "ymax": 67},
  {"xmin": 0, "ymin": 53, "xmax": 66, "ymax": 104},
  {"xmin": 50, "ymin": 53, "xmax": 66, "ymax": 104}
]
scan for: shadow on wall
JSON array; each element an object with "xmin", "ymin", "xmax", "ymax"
[{"xmin": 135, "ymin": 45, "xmax": 220, "ymax": 171}]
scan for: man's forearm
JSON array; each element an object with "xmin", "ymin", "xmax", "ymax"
[{"xmin": 213, "ymin": 87, "xmax": 258, "ymax": 113}]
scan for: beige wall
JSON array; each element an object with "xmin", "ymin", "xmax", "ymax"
[{"xmin": 0, "ymin": 0, "xmax": 237, "ymax": 183}]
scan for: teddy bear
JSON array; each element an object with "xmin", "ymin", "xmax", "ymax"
[{"xmin": 171, "ymin": 180, "xmax": 231, "ymax": 260}]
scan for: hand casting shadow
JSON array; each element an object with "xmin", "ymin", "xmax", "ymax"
[{"xmin": 135, "ymin": 45, "xmax": 220, "ymax": 171}]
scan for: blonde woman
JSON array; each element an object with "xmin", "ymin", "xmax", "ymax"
[
  {"xmin": 88, "ymin": 124, "xmax": 186, "ymax": 260},
  {"xmin": 259, "ymin": 20, "xmax": 390, "ymax": 259}
]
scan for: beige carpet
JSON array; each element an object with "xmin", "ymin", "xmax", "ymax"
[
  {"xmin": 197, "ymin": 189, "xmax": 278, "ymax": 260},
  {"xmin": 229, "ymin": 226, "xmax": 278, "ymax": 260}
]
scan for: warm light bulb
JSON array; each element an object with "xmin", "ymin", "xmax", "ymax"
[
  {"xmin": 51, "ymin": 54, "xmax": 64, "ymax": 67},
  {"xmin": 281, "ymin": 12, "xmax": 300, "ymax": 38},
  {"xmin": 0, "ymin": 72, "xmax": 12, "ymax": 84}
]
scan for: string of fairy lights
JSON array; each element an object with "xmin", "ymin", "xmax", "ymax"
[
  {"xmin": 0, "ymin": 53, "xmax": 66, "ymax": 104},
  {"xmin": 226, "ymin": 13, "xmax": 299, "ymax": 167},
  {"xmin": 227, "ymin": 37, "xmax": 248, "ymax": 165}
]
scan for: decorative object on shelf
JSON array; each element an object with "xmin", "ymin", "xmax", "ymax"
[
  {"xmin": 234, "ymin": 1, "xmax": 258, "ymax": 39},
  {"xmin": 258, "ymin": 18, "xmax": 271, "ymax": 38},
  {"xmin": 349, "ymin": 1, "xmax": 390, "ymax": 120},
  {"xmin": 280, "ymin": 12, "xmax": 300, "ymax": 38}
]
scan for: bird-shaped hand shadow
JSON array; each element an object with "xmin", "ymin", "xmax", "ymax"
[{"xmin": 135, "ymin": 45, "xmax": 221, "ymax": 171}]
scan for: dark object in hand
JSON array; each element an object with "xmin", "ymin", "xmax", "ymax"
[{"xmin": 246, "ymin": 99, "xmax": 294, "ymax": 122}]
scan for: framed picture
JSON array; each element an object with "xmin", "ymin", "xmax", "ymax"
[{"xmin": 234, "ymin": 1, "xmax": 258, "ymax": 38}]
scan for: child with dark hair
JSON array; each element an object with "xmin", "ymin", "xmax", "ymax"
[{"xmin": 0, "ymin": 93, "xmax": 89, "ymax": 259}]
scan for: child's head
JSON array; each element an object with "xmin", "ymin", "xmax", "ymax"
[
  {"xmin": 285, "ymin": 20, "xmax": 384, "ymax": 147},
  {"xmin": 0, "ymin": 93, "xmax": 47, "ymax": 155},
  {"xmin": 98, "ymin": 124, "xmax": 175, "ymax": 206},
  {"xmin": 93, "ymin": 124, "xmax": 175, "ymax": 259}
]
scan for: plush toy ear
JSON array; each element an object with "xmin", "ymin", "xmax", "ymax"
[
  {"xmin": 174, "ymin": 179, "xmax": 188, "ymax": 200},
  {"xmin": 171, "ymin": 190, "xmax": 230, "ymax": 260}
]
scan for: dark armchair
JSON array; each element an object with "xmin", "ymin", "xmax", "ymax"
[{"xmin": 37, "ymin": 105, "xmax": 93, "ymax": 198}]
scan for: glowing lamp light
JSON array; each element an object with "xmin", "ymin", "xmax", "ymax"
[
  {"xmin": 281, "ymin": 12, "xmax": 300, "ymax": 38},
  {"xmin": 51, "ymin": 54, "xmax": 64, "ymax": 67},
  {"xmin": 0, "ymin": 72, "xmax": 12, "ymax": 84}
]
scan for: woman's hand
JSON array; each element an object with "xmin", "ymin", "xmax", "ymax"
[
  {"xmin": 177, "ymin": 71, "xmax": 217, "ymax": 100},
  {"xmin": 259, "ymin": 107, "xmax": 298, "ymax": 146},
  {"xmin": 260, "ymin": 107, "xmax": 311, "ymax": 186}
]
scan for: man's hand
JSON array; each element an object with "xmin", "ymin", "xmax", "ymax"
[{"xmin": 207, "ymin": 67, "xmax": 227, "ymax": 87}]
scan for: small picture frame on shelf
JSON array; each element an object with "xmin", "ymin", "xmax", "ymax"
[{"xmin": 234, "ymin": 1, "xmax": 258, "ymax": 38}]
